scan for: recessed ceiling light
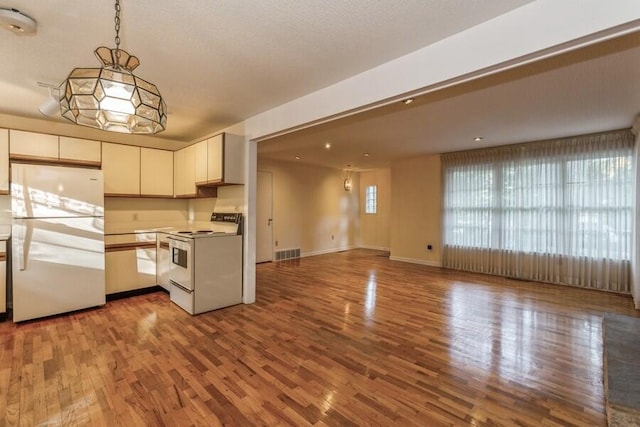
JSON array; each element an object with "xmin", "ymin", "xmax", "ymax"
[
  {"xmin": 474, "ymin": 136, "xmax": 484, "ymax": 142},
  {"xmin": 403, "ymin": 98, "xmax": 414, "ymax": 105},
  {"xmin": 364, "ymin": 153, "xmax": 370, "ymax": 157},
  {"xmin": 324, "ymin": 142, "xmax": 331, "ymax": 149},
  {"xmin": 295, "ymin": 156, "xmax": 301, "ymax": 160}
]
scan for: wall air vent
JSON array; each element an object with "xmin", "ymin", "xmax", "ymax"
[{"xmin": 275, "ymin": 248, "xmax": 301, "ymax": 261}]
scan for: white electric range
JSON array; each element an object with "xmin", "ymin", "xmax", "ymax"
[{"xmin": 167, "ymin": 213, "xmax": 243, "ymax": 315}]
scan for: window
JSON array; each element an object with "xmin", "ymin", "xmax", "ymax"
[
  {"xmin": 365, "ymin": 185, "xmax": 377, "ymax": 214},
  {"xmin": 441, "ymin": 130, "xmax": 634, "ymax": 292}
]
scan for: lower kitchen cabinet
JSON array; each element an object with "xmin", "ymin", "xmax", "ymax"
[
  {"xmin": 0, "ymin": 129, "xmax": 8, "ymax": 194},
  {"xmin": 156, "ymin": 233, "xmax": 170, "ymax": 291},
  {"xmin": 105, "ymin": 233, "xmax": 157, "ymax": 295},
  {"xmin": 0, "ymin": 240, "xmax": 6, "ymax": 320}
]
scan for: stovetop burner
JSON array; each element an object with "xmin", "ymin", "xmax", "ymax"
[{"xmin": 176, "ymin": 230, "xmax": 214, "ymax": 235}]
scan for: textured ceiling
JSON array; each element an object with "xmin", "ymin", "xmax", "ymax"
[{"xmin": 0, "ymin": 0, "xmax": 532, "ymax": 144}]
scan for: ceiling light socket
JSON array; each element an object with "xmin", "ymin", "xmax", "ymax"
[
  {"xmin": 474, "ymin": 136, "xmax": 484, "ymax": 142},
  {"xmin": 39, "ymin": 96, "xmax": 60, "ymax": 117},
  {"xmin": 0, "ymin": 8, "xmax": 37, "ymax": 35},
  {"xmin": 403, "ymin": 98, "xmax": 414, "ymax": 105}
]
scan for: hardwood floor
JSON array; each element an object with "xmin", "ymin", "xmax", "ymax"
[{"xmin": 0, "ymin": 249, "xmax": 637, "ymax": 426}]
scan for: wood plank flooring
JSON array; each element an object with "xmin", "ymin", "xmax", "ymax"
[{"xmin": 0, "ymin": 248, "xmax": 638, "ymax": 426}]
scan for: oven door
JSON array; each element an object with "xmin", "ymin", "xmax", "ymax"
[{"xmin": 167, "ymin": 236, "xmax": 193, "ymax": 291}]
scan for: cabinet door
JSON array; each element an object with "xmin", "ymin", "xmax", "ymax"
[
  {"xmin": 195, "ymin": 140, "xmax": 208, "ymax": 184},
  {"xmin": 9, "ymin": 130, "xmax": 58, "ymax": 160},
  {"xmin": 105, "ymin": 234, "xmax": 157, "ymax": 294},
  {"xmin": 156, "ymin": 235, "xmax": 170, "ymax": 290},
  {"xmin": 221, "ymin": 133, "xmax": 244, "ymax": 184},
  {"xmin": 207, "ymin": 134, "xmax": 223, "ymax": 183},
  {"xmin": 173, "ymin": 148, "xmax": 185, "ymax": 196},
  {"xmin": 183, "ymin": 144, "xmax": 197, "ymax": 195},
  {"xmin": 59, "ymin": 137, "xmax": 101, "ymax": 164},
  {"xmin": 0, "ymin": 129, "xmax": 8, "ymax": 194},
  {"xmin": 140, "ymin": 148, "xmax": 173, "ymax": 196},
  {"xmin": 0, "ymin": 241, "xmax": 5, "ymax": 314},
  {"xmin": 102, "ymin": 143, "xmax": 140, "ymax": 196},
  {"xmin": 105, "ymin": 248, "xmax": 157, "ymax": 294}
]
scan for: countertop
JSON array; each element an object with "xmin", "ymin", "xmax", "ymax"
[{"xmin": 104, "ymin": 221, "xmax": 218, "ymax": 236}]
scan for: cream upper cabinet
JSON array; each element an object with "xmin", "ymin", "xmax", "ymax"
[
  {"xmin": 140, "ymin": 148, "xmax": 173, "ymax": 196},
  {"xmin": 220, "ymin": 133, "xmax": 244, "ymax": 184},
  {"xmin": 59, "ymin": 136, "xmax": 101, "ymax": 164},
  {"xmin": 173, "ymin": 132, "xmax": 244, "ymax": 196},
  {"xmin": 193, "ymin": 133, "xmax": 244, "ymax": 186},
  {"xmin": 174, "ymin": 144, "xmax": 196, "ymax": 197},
  {"xmin": 183, "ymin": 144, "xmax": 197, "ymax": 196},
  {"xmin": 9, "ymin": 130, "xmax": 58, "ymax": 160},
  {"xmin": 173, "ymin": 148, "xmax": 185, "ymax": 196},
  {"xmin": 206, "ymin": 134, "xmax": 224, "ymax": 182},
  {"xmin": 8, "ymin": 130, "xmax": 102, "ymax": 166},
  {"xmin": 0, "ymin": 129, "xmax": 8, "ymax": 194},
  {"xmin": 102, "ymin": 143, "xmax": 140, "ymax": 196},
  {"xmin": 195, "ymin": 140, "xmax": 208, "ymax": 185}
]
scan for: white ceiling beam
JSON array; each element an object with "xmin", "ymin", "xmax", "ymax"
[{"xmin": 245, "ymin": 0, "xmax": 640, "ymax": 141}]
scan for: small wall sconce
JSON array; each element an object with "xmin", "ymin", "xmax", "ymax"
[{"xmin": 343, "ymin": 166, "xmax": 353, "ymax": 191}]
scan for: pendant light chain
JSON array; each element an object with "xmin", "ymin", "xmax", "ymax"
[{"xmin": 114, "ymin": 0, "xmax": 121, "ymax": 63}]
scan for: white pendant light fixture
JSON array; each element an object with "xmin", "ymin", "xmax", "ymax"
[
  {"xmin": 343, "ymin": 167, "xmax": 353, "ymax": 191},
  {"xmin": 59, "ymin": 0, "xmax": 166, "ymax": 134}
]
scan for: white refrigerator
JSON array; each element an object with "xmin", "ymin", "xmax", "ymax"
[{"xmin": 11, "ymin": 163, "xmax": 105, "ymax": 322}]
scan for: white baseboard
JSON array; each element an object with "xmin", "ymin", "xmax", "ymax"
[
  {"xmin": 389, "ymin": 255, "xmax": 442, "ymax": 267},
  {"xmin": 301, "ymin": 245, "xmax": 357, "ymax": 258},
  {"xmin": 357, "ymin": 245, "xmax": 390, "ymax": 251}
]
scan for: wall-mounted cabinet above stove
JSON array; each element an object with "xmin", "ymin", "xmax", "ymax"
[
  {"xmin": 196, "ymin": 133, "xmax": 244, "ymax": 187},
  {"xmin": 174, "ymin": 132, "xmax": 244, "ymax": 197}
]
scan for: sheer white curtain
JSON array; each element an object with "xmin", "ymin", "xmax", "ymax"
[{"xmin": 442, "ymin": 129, "xmax": 634, "ymax": 292}]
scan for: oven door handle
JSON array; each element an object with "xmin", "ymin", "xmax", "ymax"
[{"xmin": 169, "ymin": 279, "xmax": 193, "ymax": 293}]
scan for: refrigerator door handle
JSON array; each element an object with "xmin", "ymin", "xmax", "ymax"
[{"xmin": 19, "ymin": 221, "xmax": 33, "ymax": 271}]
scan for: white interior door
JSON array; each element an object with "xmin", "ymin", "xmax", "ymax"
[{"xmin": 256, "ymin": 170, "xmax": 273, "ymax": 263}]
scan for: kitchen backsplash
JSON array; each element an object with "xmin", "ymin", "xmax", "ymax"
[
  {"xmin": 214, "ymin": 185, "xmax": 244, "ymax": 213},
  {"xmin": 2, "ymin": 186, "xmax": 244, "ymax": 235},
  {"xmin": 104, "ymin": 198, "xmax": 191, "ymax": 233}
]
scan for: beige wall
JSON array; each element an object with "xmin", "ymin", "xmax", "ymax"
[
  {"xmin": 359, "ymin": 168, "xmax": 391, "ymax": 250},
  {"xmin": 215, "ymin": 185, "xmax": 245, "ymax": 213},
  {"xmin": 390, "ymin": 155, "xmax": 442, "ymax": 266},
  {"xmin": 258, "ymin": 158, "xmax": 359, "ymax": 256},
  {"xmin": 104, "ymin": 198, "xmax": 189, "ymax": 233},
  {"xmin": 186, "ymin": 185, "xmax": 244, "ymax": 221},
  {"xmin": 106, "ymin": 189, "xmax": 244, "ymax": 232}
]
